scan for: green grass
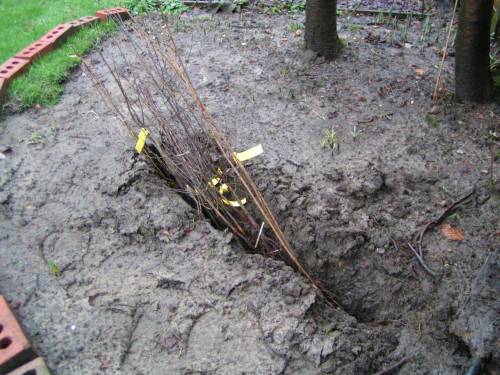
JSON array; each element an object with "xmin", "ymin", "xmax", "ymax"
[
  {"xmin": 8, "ymin": 22, "xmax": 116, "ymax": 108},
  {"xmin": 0, "ymin": 0, "xmax": 122, "ymax": 108}
]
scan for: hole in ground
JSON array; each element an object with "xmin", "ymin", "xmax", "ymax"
[
  {"xmin": 145, "ymin": 137, "xmax": 292, "ymax": 256},
  {"xmin": 144, "ymin": 143, "xmax": 350, "ymax": 312},
  {"xmin": 143, "ymin": 142, "xmax": 400, "ymax": 323}
]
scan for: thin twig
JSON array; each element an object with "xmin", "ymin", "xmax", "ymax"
[
  {"xmin": 406, "ymin": 242, "xmax": 437, "ymax": 277},
  {"xmin": 432, "ymin": 0, "xmax": 459, "ymax": 101},
  {"xmin": 392, "ymin": 238, "xmax": 436, "ymax": 277},
  {"xmin": 416, "ymin": 187, "xmax": 476, "ymax": 257},
  {"xmin": 254, "ymin": 222, "xmax": 265, "ymax": 249},
  {"xmin": 402, "ymin": 187, "xmax": 476, "ymax": 276}
]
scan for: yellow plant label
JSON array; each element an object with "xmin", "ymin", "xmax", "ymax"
[
  {"xmin": 234, "ymin": 144, "xmax": 263, "ymax": 162},
  {"xmin": 209, "ymin": 144, "xmax": 263, "ymax": 207},
  {"xmin": 135, "ymin": 128, "xmax": 149, "ymax": 154}
]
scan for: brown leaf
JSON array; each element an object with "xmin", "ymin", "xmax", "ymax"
[
  {"xmin": 441, "ymin": 224, "xmax": 464, "ymax": 241},
  {"xmin": 100, "ymin": 359, "xmax": 111, "ymax": 369},
  {"xmin": 414, "ymin": 67, "xmax": 429, "ymax": 76}
]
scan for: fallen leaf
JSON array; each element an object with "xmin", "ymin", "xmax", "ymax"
[
  {"xmin": 441, "ymin": 224, "xmax": 464, "ymax": 241},
  {"xmin": 429, "ymin": 105, "xmax": 439, "ymax": 114},
  {"xmin": 100, "ymin": 359, "xmax": 111, "ymax": 369},
  {"xmin": 414, "ymin": 67, "xmax": 429, "ymax": 76}
]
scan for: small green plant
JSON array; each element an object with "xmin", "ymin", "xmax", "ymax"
[
  {"xmin": 268, "ymin": 6, "xmax": 281, "ymax": 15},
  {"xmin": 290, "ymin": 22, "xmax": 304, "ymax": 33},
  {"xmin": 348, "ymin": 23, "xmax": 362, "ymax": 33},
  {"xmin": 48, "ymin": 260, "xmax": 61, "ymax": 277},
  {"xmin": 490, "ymin": 27, "xmax": 500, "ymax": 70},
  {"xmin": 125, "ymin": 0, "xmax": 188, "ymax": 15},
  {"xmin": 350, "ymin": 126, "xmax": 364, "ymax": 141},
  {"xmin": 425, "ymin": 113, "xmax": 440, "ymax": 127},
  {"xmin": 50, "ymin": 124, "xmax": 59, "ymax": 143},
  {"xmin": 491, "ymin": 1, "xmax": 499, "ymax": 36},
  {"xmin": 388, "ymin": 6, "xmax": 394, "ymax": 19},
  {"xmin": 421, "ymin": 15, "xmax": 431, "ymax": 42},
  {"xmin": 376, "ymin": 11, "xmax": 385, "ymax": 24},
  {"xmin": 441, "ymin": 183, "xmax": 451, "ymax": 196},
  {"xmin": 490, "ymin": 48, "xmax": 500, "ymax": 71},
  {"xmin": 339, "ymin": 37, "xmax": 348, "ymax": 49},
  {"xmin": 162, "ymin": 0, "xmax": 189, "ymax": 14},
  {"xmin": 288, "ymin": 1, "xmax": 306, "ymax": 13},
  {"xmin": 125, "ymin": 0, "xmax": 157, "ymax": 14},
  {"xmin": 27, "ymin": 131, "xmax": 46, "ymax": 145},
  {"xmin": 320, "ymin": 127, "xmax": 341, "ymax": 154},
  {"xmin": 402, "ymin": 15, "xmax": 412, "ymax": 43},
  {"xmin": 172, "ymin": 18, "xmax": 185, "ymax": 32}
]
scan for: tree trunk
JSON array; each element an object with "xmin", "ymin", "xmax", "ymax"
[
  {"xmin": 305, "ymin": 0, "xmax": 340, "ymax": 60},
  {"xmin": 455, "ymin": 0, "xmax": 493, "ymax": 102}
]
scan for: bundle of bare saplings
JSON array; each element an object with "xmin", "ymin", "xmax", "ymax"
[{"xmin": 84, "ymin": 18, "xmax": 339, "ymax": 307}]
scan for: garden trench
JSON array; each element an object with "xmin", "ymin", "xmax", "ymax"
[{"xmin": 0, "ymin": 9, "xmax": 498, "ymax": 375}]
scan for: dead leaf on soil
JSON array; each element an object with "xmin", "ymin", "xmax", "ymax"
[
  {"xmin": 414, "ymin": 67, "xmax": 429, "ymax": 76},
  {"xmin": 100, "ymin": 359, "xmax": 111, "ymax": 369},
  {"xmin": 441, "ymin": 224, "xmax": 464, "ymax": 241}
]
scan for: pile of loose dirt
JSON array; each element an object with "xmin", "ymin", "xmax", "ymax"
[{"xmin": 1, "ymin": 9, "xmax": 498, "ymax": 375}]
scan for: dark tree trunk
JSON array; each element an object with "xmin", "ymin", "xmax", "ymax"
[
  {"xmin": 305, "ymin": 0, "xmax": 340, "ymax": 60},
  {"xmin": 455, "ymin": 0, "xmax": 493, "ymax": 102}
]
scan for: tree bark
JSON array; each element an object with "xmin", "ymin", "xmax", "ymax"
[
  {"xmin": 455, "ymin": 0, "xmax": 493, "ymax": 102},
  {"xmin": 305, "ymin": 0, "xmax": 340, "ymax": 60}
]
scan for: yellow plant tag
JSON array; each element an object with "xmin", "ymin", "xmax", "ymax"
[
  {"xmin": 221, "ymin": 197, "xmax": 247, "ymax": 207},
  {"xmin": 219, "ymin": 184, "xmax": 247, "ymax": 206},
  {"xmin": 135, "ymin": 128, "xmax": 149, "ymax": 154},
  {"xmin": 234, "ymin": 144, "xmax": 263, "ymax": 162},
  {"xmin": 209, "ymin": 145, "xmax": 262, "ymax": 207}
]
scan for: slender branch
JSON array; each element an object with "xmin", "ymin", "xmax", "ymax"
[{"xmin": 432, "ymin": 0, "xmax": 459, "ymax": 101}]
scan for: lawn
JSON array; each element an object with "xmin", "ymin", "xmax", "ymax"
[{"xmin": 0, "ymin": 0, "xmax": 122, "ymax": 108}]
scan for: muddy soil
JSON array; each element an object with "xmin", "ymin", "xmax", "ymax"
[
  {"xmin": 169, "ymin": 9, "xmax": 499, "ymax": 372},
  {"xmin": 1, "ymin": 7, "xmax": 499, "ymax": 375}
]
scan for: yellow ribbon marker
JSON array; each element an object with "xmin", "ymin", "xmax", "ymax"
[
  {"xmin": 135, "ymin": 128, "xmax": 149, "ymax": 154},
  {"xmin": 210, "ymin": 144, "xmax": 263, "ymax": 207},
  {"xmin": 219, "ymin": 183, "xmax": 247, "ymax": 207},
  {"xmin": 234, "ymin": 144, "xmax": 263, "ymax": 162}
]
